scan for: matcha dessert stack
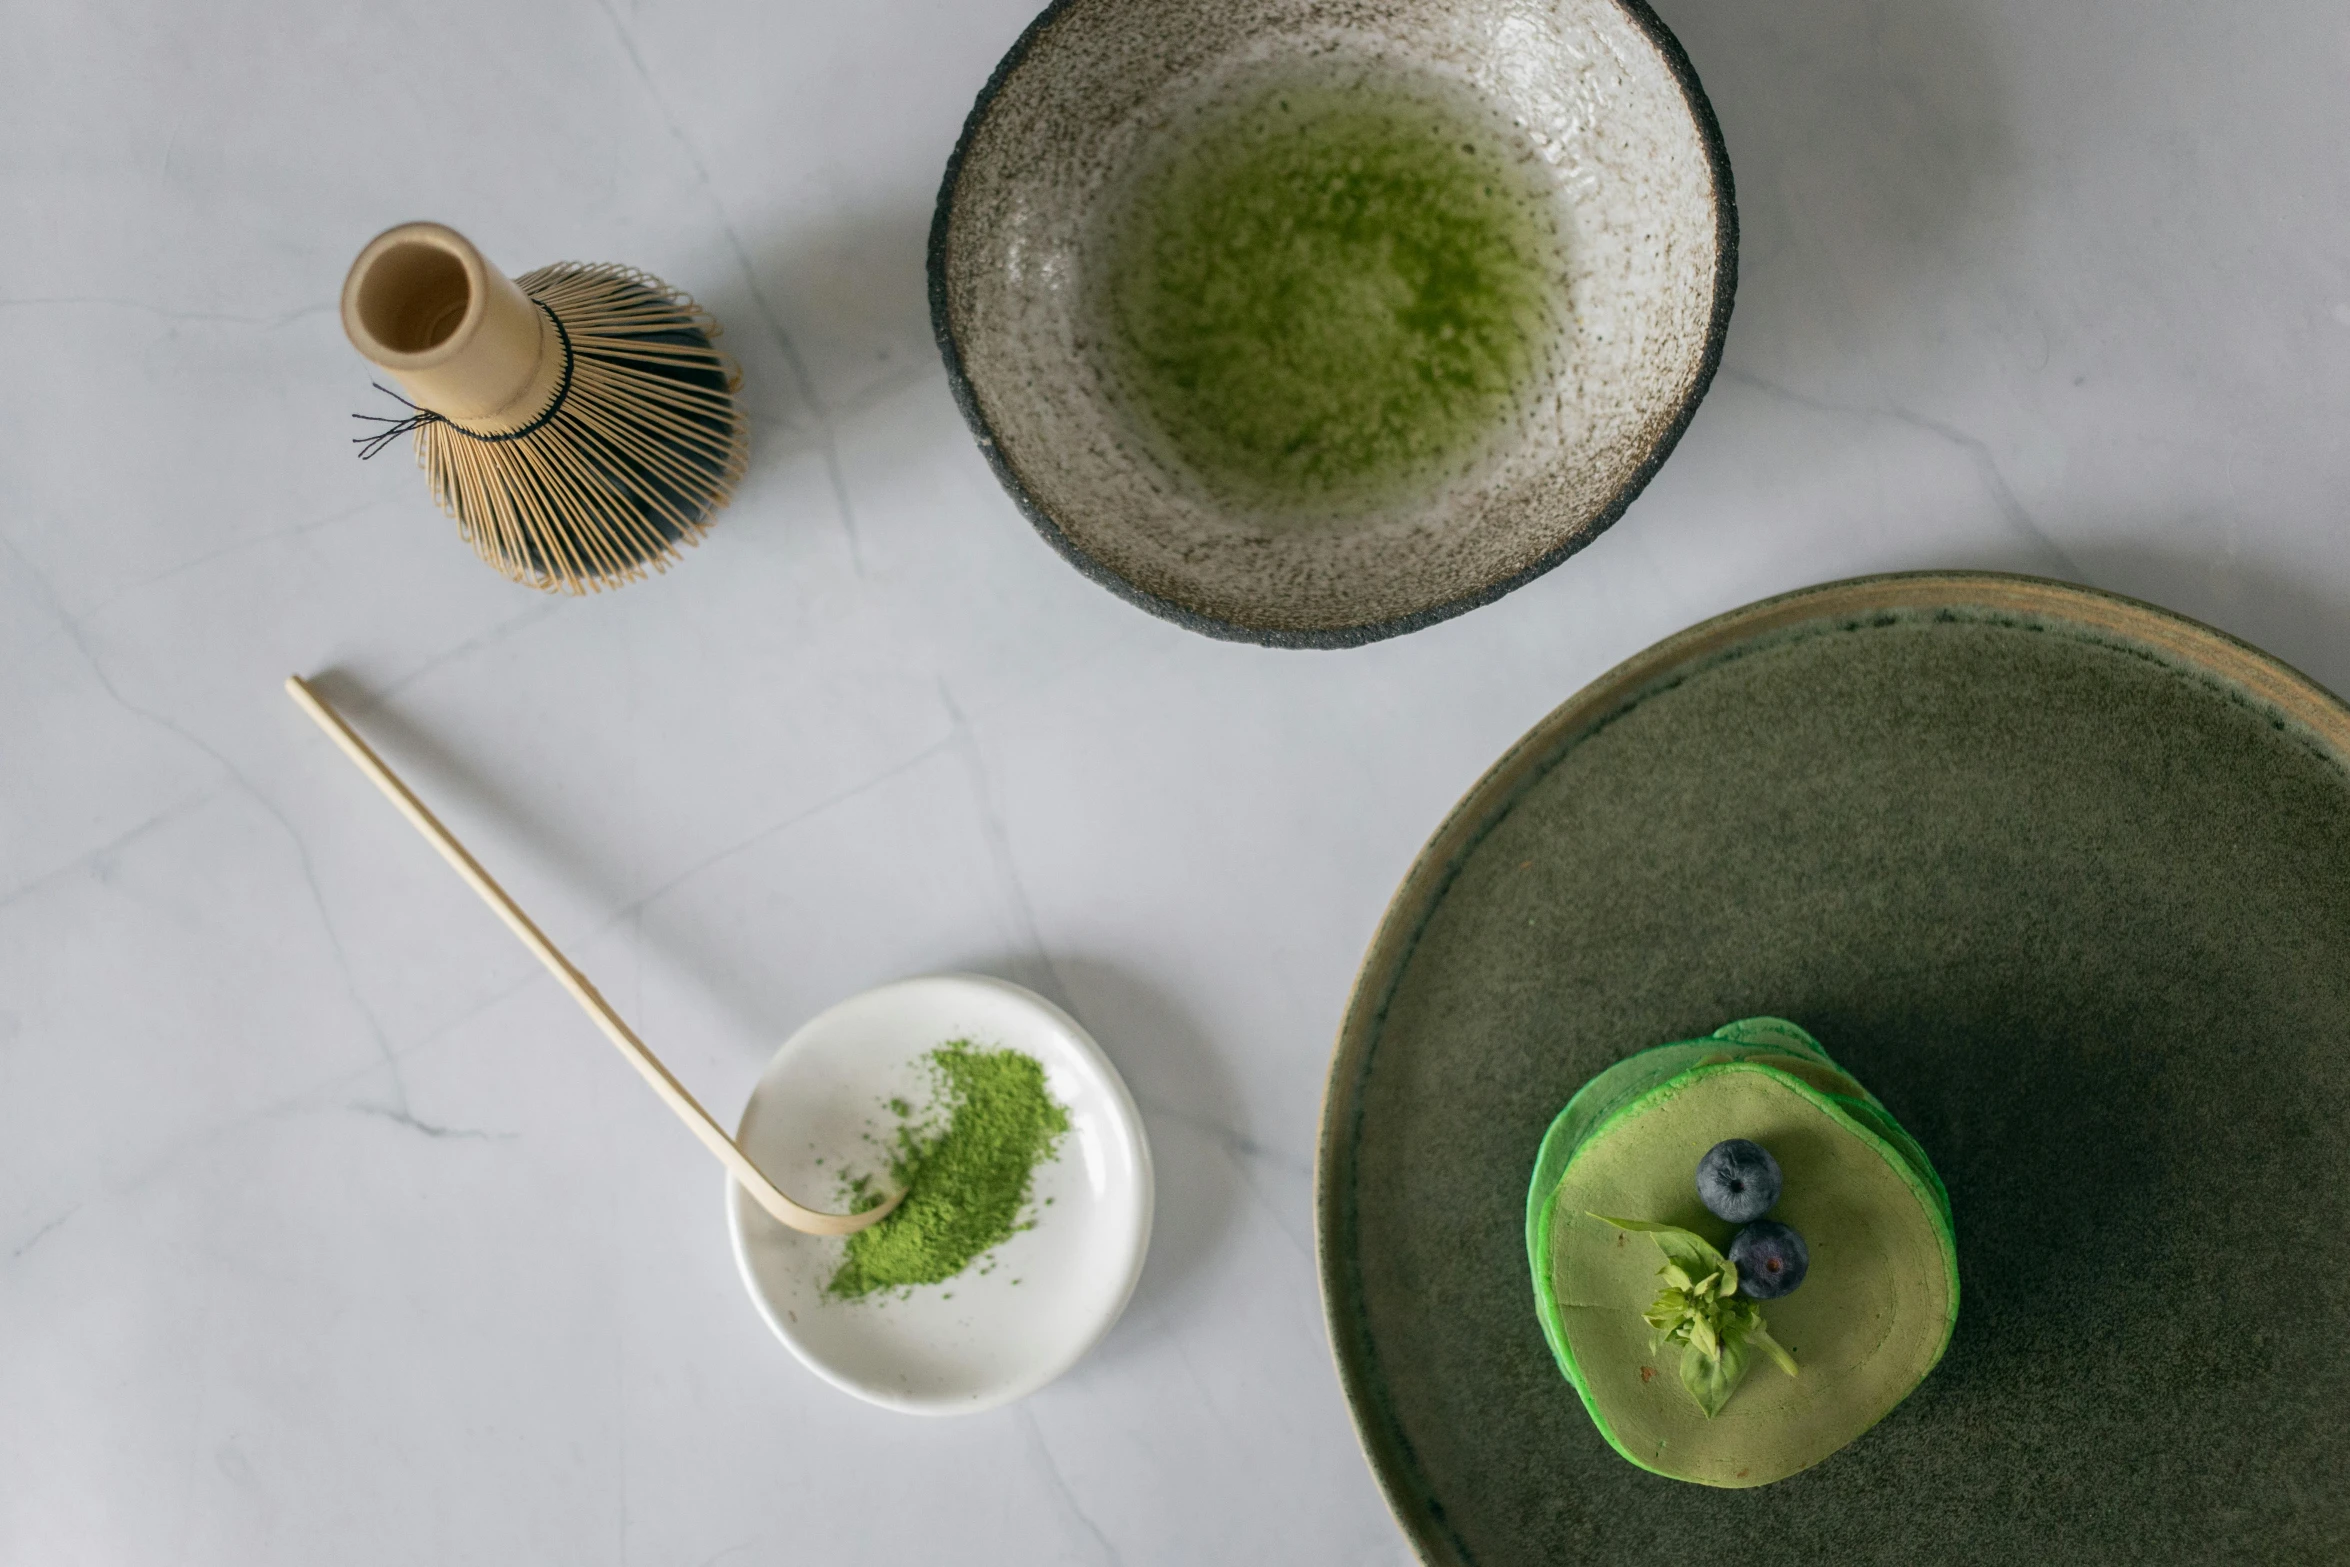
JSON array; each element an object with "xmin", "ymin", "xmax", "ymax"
[{"xmin": 1527, "ymin": 1019, "xmax": 1959, "ymax": 1487}]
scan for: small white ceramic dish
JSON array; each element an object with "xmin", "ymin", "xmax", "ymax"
[{"xmin": 728, "ymin": 973, "xmax": 1153, "ymax": 1414}]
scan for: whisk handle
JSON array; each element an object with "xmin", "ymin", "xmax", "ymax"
[{"xmin": 340, "ymin": 222, "xmax": 564, "ymax": 426}]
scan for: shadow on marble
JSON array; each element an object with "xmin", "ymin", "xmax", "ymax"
[
  {"xmin": 1040, "ymin": 955, "xmax": 1254, "ymax": 1355},
  {"xmin": 699, "ymin": 197, "xmax": 946, "ymax": 470},
  {"xmin": 1657, "ymin": 0, "xmax": 2017, "ymax": 382}
]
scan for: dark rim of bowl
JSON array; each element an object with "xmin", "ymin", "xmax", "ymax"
[{"xmin": 927, "ymin": 0, "xmax": 1740, "ymax": 649}]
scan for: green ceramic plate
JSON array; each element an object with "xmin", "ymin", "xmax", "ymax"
[{"xmin": 1317, "ymin": 572, "xmax": 2350, "ymax": 1565}]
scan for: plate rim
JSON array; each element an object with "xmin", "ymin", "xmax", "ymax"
[
  {"xmin": 1311, "ymin": 569, "xmax": 2350, "ymax": 1560},
  {"xmin": 727, "ymin": 971, "xmax": 1155, "ymax": 1416}
]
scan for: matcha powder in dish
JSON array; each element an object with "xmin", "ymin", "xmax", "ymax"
[{"xmin": 826, "ymin": 1041, "xmax": 1071, "ymax": 1301}]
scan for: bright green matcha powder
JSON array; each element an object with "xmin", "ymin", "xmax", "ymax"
[
  {"xmin": 1101, "ymin": 76, "xmax": 1567, "ymax": 511},
  {"xmin": 826, "ymin": 1041, "xmax": 1070, "ymax": 1301}
]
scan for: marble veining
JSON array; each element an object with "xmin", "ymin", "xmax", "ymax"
[{"xmin": 2, "ymin": 0, "xmax": 2347, "ymax": 1561}]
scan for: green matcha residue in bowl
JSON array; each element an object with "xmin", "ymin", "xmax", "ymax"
[
  {"xmin": 1099, "ymin": 75, "xmax": 1569, "ymax": 513},
  {"xmin": 826, "ymin": 1040, "xmax": 1071, "ymax": 1301}
]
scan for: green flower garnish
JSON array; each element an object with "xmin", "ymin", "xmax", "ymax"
[{"xmin": 1591, "ymin": 1215, "xmax": 1799, "ymax": 1417}]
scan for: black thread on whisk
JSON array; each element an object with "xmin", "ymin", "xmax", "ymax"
[
  {"xmin": 351, "ymin": 384, "xmax": 442, "ymax": 459},
  {"xmin": 349, "ymin": 302, "xmax": 577, "ymax": 457},
  {"xmin": 461, "ymin": 304, "xmax": 576, "ymax": 444}
]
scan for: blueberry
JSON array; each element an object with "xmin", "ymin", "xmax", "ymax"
[
  {"xmin": 1695, "ymin": 1138, "xmax": 1782, "ymax": 1223},
  {"xmin": 1729, "ymin": 1220, "xmax": 1809, "ymax": 1299}
]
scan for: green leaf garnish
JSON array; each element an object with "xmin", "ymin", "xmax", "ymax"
[
  {"xmin": 1736, "ymin": 1308, "xmax": 1801, "ymax": 1379},
  {"xmin": 1588, "ymin": 1213, "xmax": 1799, "ymax": 1418},
  {"xmin": 1681, "ymin": 1320, "xmax": 1751, "ymax": 1416}
]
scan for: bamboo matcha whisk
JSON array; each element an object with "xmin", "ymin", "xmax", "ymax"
[{"xmin": 342, "ymin": 222, "xmax": 748, "ymax": 593}]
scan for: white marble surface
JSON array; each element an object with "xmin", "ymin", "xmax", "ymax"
[{"xmin": 2, "ymin": 1, "xmax": 2346, "ymax": 1560}]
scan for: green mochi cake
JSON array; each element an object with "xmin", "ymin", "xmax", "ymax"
[{"xmin": 1527, "ymin": 1019, "xmax": 1959, "ymax": 1487}]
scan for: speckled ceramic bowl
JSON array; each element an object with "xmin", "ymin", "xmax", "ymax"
[{"xmin": 931, "ymin": 0, "xmax": 1733, "ymax": 646}]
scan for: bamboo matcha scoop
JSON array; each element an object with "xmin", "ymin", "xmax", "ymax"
[{"xmin": 286, "ymin": 675, "xmax": 901, "ymax": 1237}]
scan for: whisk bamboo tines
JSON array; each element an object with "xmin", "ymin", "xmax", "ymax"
[{"xmin": 341, "ymin": 222, "xmax": 748, "ymax": 594}]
